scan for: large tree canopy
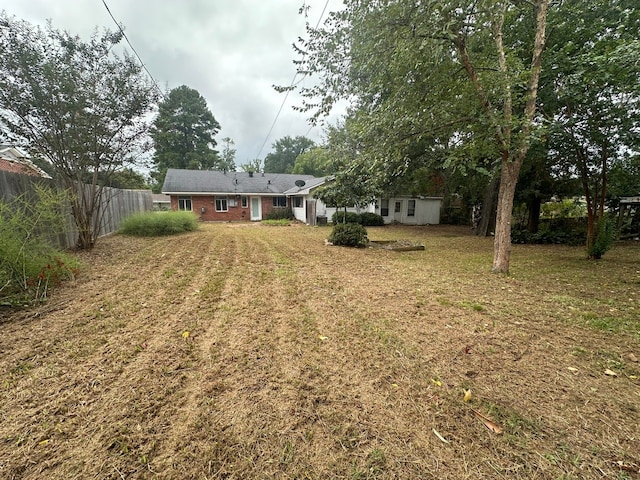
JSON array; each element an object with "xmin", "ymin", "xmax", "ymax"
[
  {"xmin": 0, "ymin": 14, "xmax": 158, "ymax": 248},
  {"xmin": 541, "ymin": 0, "xmax": 640, "ymax": 256},
  {"xmin": 150, "ymin": 85, "xmax": 221, "ymax": 191},
  {"xmin": 263, "ymin": 136, "xmax": 315, "ymax": 173},
  {"xmin": 288, "ymin": 0, "xmax": 550, "ymax": 272}
]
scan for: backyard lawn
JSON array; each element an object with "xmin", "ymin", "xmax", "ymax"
[{"xmin": 0, "ymin": 223, "xmax": 638, "ymax": 479}]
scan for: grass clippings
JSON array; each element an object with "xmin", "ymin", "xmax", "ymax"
[{"xmin": 0, "ymin": 224, "xmax": 638, "ymax": 479}]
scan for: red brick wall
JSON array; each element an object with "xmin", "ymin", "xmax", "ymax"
[{"xmin": 170, "ymin": 195, "xmax": 290, "ymax": 221}]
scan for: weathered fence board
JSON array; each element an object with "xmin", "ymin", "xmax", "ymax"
[{"xmin": 0, "ymin": 170, "xmax": 153, "ymax": 249}]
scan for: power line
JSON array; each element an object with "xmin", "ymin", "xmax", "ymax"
[
  {"xmin": 254, "ymin": 0, "xmax": 330, "ymax": 160},
  {"xmin": 100, "ymin": 0, "xmax": 165, "ymax": 98}
]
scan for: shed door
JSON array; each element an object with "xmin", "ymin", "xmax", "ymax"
[
  {"xmin": 250, "ymin": 197, "xmax": 261, "ymax": 221},
  {"xmin": 394, "ymin": 200, "xmax": 403, "ymax": 223}
]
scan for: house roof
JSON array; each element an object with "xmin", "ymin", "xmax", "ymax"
[
  {"xmin": 0, "ymin": 146, "xmax": 51, "ymax": 178},
  {"xmin": 161, "ymin": 169, "xmax": 318, "ymax": 195},
  {"xmin": 283, "ymin": 176, "xmax": 330, "ymax": 195}
]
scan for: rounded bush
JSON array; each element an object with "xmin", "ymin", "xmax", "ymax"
[{"xmin": 328, "ymin": 222, "xmax": 368, "ymax": 248}]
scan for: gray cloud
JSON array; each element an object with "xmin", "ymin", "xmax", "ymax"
[{"xmin": 3, "ymin": 0, "xmax": 345, "ymax": 166}]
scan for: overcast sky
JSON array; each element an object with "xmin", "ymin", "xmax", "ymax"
[{"xmin": 2, "ymin": 0, "xmax": 345, "ymax": 168}]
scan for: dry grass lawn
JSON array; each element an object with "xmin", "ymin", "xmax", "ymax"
[{"xmin": 0, "ymin": 223, "xmax": 639, "ymax": 479}]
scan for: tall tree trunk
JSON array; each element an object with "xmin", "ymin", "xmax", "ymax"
[
  {"xmin": 456, "ymin": 0, "xmax": 548, "ymax": 273},
  {"xmin": 492, "ymin": 156, "xmax": 522, "ymax": 272},
  {"xmin": 491, "ymin": 0, "xmax": 549, "ymax": 273}
]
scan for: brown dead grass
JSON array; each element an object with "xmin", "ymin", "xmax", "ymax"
[{"xmin": 0, "ymin": 223, "xmax": 639, "ymax": 479}]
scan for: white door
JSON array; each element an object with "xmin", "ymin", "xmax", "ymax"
[
  {"xmin": 394, "ymin": 200, "xmax": 403, "ymax": 223},
  {"xmin": 250, "ymin": 197, "xmax": 261, "ymax": 221}
]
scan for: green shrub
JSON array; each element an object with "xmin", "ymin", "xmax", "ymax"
[
  {"xmin": 0, "ymin": 186, "xmax": 79, "ymax": 306},
  {"xmin": 120, "ymin": 211, "xmax": 199, "ymax": 236},
  {"xmin": 511, "ymin": 218, "xmax": 586, "ymax": 245},
  {"xmin": 332, "ymin": 211, "xmax": 360, "ymax": 224},
  {"xmin": 588, "ymin": 214, "xmax": 617, "ymax": 259},
  {"xmin": 265, "ymin": 208, "xmax": 294, "ymax": 220},
  {"xmin": 328, "ymin": 222, "xmax": 368, "ymax": 248},
  {"xmin": 359, "ymin": 212, "xmax": 385, "ymax": 226}
]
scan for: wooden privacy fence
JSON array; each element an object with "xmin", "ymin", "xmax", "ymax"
[{"xmin": 0, "ymin": 170, "xmax": 153, "ymax": 249}]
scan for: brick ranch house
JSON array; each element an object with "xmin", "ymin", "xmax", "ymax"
[
  {"xmin": 161, "ymin": 168, "xmax": 319, "ymax": 222},
  {"xmin": 162, "ymin": 168, "xmax": 443, "ymax": 225}
]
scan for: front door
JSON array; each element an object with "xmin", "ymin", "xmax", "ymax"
[{"xmin": 250, "ymin": 197, "xmax": 261, "ymax": 221}]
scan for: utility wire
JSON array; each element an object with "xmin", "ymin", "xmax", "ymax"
[
  {"xmin": 254, "ymin": 0, "xmax": 330, "ymax": 161},
  {"xmin": 101, "ymin": 0, "xmax": 165, "ymax": 98}
]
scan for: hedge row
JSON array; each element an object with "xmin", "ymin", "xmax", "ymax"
[{"xmin": 331, "ymin": 211, "xmax": 385, "ymax": 226}]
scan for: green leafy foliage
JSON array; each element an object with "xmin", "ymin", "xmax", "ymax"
[
  {"xmin": 0, "ymin": 14, "xmax": 159, "ymax": 249},
  {"xmin": 291, "ymin": 147, "xmax": 334, "ymax": 176},
  {"xmin": 120, "ymin": 211, "xmax": 199, "ymax": 237},
  {"xmin": 239, "ymin": 159, "xmax": 263, "ymax": 173},
  {"xmin": 359, "ymin": 212, "xmax": 385, "ymax": 226},
  {"xmin": 150, "ymin": 85, "xmax": 222, "ymax": 192},
  {"xmin": 332, "ymin": 211, "xmax": 360, "ymax": 224},
  {"xmin": 219, "ymin": 137, "xmax": 237, "ymax": 173},
  {"xmin": 542, "ymin": 1, "xmax": 640, "ymax": 254},
  {"xmin": 588, "ymin": 214, "xmax": 617, "ymax": 259},
  {"xmin": 288, "ymin": 0, "xmax": 551, "ymax": 272},
  {"xmin": 511, "ymin": 219, "xmax": 586, "ymax": 245},
  {"xmin": 332, "ymin": 211, "xmax": 385, "ymax": 226},
  {"xmin": 0, "ymin": 186, "xmax": 79, "ymax": 306},
  {"xmin": 265, "ymin": 208, "xmax": 294, "ymax": 221},
  {"xmin": 328, "ymin": 223, "xmax": 368, "ymax": 248},
  {"xmin": 101, "ymin": 168, "xmax": 148, "ymax": 189},
  {"xmin": 264, "ymin": 136, "xmax": 315, "ymax": 173}
]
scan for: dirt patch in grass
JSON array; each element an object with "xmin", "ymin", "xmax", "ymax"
[{"xmin": 0, "ymin": 224, "xmax": 639, "ymax": 479}]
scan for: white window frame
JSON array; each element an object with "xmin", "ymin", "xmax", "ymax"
[
  {"xmin": 215, "ymin": 196, "xmax": 228, "ymax": 212},
  {"xmin": 241, "ymin": 196, "xmax": 248, "ymax": 208},
  {"xmin": 380, "ymin": 199, "xmax": 389, "ymax": 217},
  {"xmin": 407, "ymin": 199, "xmax": 416, "ymax": 217},
  {"xmin": 178, "ymin": 196, "xmax": 192, "ymax": 211}
]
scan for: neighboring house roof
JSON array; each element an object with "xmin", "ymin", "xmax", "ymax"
[
  {"xmin": 162, "ymin": 169, "xmax": 317, "ymax": 195},
  {"xmin": 0, "ymin": 145, "xmax": 51, "ymax": 178},
  {"xmin": 152, "ymin": 193, "xmax": 171, "ymax": 204}
]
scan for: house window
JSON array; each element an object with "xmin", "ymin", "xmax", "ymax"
[
  {"xmin": 178, "ymin": 196, "xmax": 192, "ymax": 211},
  {"xmin": 215, "ymin": 196, "xmax": 228, "ymax": 212},
  {"xmin": 380, "ymin": 199, "xmax": 389, "ymax": 216},
  {"xmin": 228, "ymin": 197, "xmax": 237, "ymax": 207},
  {"xmin": 395, "ymin": 201, "xmax": 401, "ymax": 213},
  {"xmin": 407, "ymin": 199, "xmax": 416, "ymax": 217},
  {"xmin": 293, "ymin": 196, "xmax": 303, "ymax": 208},
  {"xmin": 241, "ymin": 196, "xmax": 248, "ymax": 208},
  {"xmin": 273, "ymin": 196, "xmax": 287, "ymax": 208}
]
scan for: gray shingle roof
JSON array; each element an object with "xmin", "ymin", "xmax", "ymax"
[
  {"xmin": 161, "ymin": 169, "xmax": 318, "ymax": 195},
  {"xmin": 283, "ymin": 176, "xmax": 329, "ymax": 195}
]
